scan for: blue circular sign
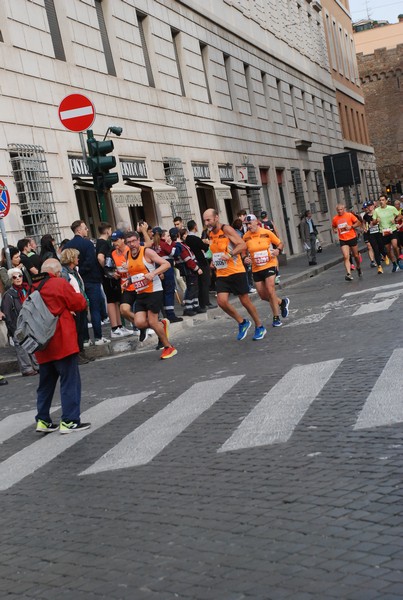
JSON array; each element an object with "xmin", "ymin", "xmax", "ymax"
[{"xmin": 0, "ymin": 180, "xmax": 10, "ymax": 217}]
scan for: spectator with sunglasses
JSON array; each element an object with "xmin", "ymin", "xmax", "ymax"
[{"xmin": 1, "ymin": 268, "xmax": 39, "ymax": 376}]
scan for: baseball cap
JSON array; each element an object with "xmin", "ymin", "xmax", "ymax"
[
  {"xmin": 261, "ymin": 211, "xmax": 268, "ymax": 218},
  {"xmin": 169, "ymin": 227, "xmax": 179, "ymax": 238},
  {"xmin": 111, "ymin": 230, "xmax": 125, "ymax": 241},
  {"xmin": 245, "ymin": 214, "xmax": 257, "ymax": 222},
  {"xmin": 152, "ymin": 226, "xmax": 162, "ymax": 235}
]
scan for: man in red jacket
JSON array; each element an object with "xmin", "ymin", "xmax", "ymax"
[{"xmin": 34, "ymin": 259, "xmax": 91, "ymax": 434}]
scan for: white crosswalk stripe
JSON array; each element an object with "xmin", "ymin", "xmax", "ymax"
[
  {"xmin": 0, "ymin": 407, "xmax": 58, "ymax": 445},
  {"xmin": 0, "ymin": 392, "xmax": 153, "ymax": 491},
  {"xmin": 218, "ymin": 359, "xmax": 343, "ymax": 453},
  {"xmin": 80, "ymin": 376, "xmax": 243, "ymax": 475},
  {"xmin": 352, "ymin": 297, "xmax": 398, "ymax": 316},
  {"xmin": 354, "ymin": 349, "xmax": 403, "ymax": 431},
  {"xmin": 2, "ymin": 351, "xmax": 403, "ymax": 490},
  {"xmin": 343, "ymin": 282, "xmax": 403, "ymax": 298}
]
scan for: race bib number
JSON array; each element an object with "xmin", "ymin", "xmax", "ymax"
[
  {"xmin": 213, "ymin": 252, "xmax": 228, "ymax": 270},
  {"xmin": 131, "ymin": 273, "xmax": 148, "ymax": 291},
  {"xmin": 382, "ymin": 228, "xmax": 392, "ymax": 236},
  {"xmin": 337, "ymin": 222, "xmax": 349, "ymax": 233},
  {"xmin": 254, "ymin": 250, "xmax": 269, "ymax": 266},
  {"xmin": 369, "ymin": 225, "xmax": 379, "ymax": 234}
]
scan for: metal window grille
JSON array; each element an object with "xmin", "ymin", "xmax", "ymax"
[
  {"xmin": 95, "ymin": 0, "xmax": 116, "ymax": 77},
  {"xmin": 171, "ymin": 28, "xmax": 185, "ymax": 97},
  {"xmin": 315, "ymin": 170, "xmax": 328, "ymax": 213},
  {"xmin": 137, "ymin": 12, "xmax": 155, "ymax": 88},
  {"xmin": 163, "ymin": 158, "xmax": 192, "ymax": 221},
  {"xmin": 8, "ymin": 144, "xmax": 61, "ymax": 246},
  {"xmin": 291, "ymin": 168, "xmax": 306, "ymax": 216},
  {"xmin": 344, "ymin": 186, "xmax": 352, "ymax": 210},
  {"xmin": 245, "ymin": 164, "xmax": 262, "ymax": 215},
  {"xmin": 44, "ymin": 0, "xmax": 65, "ymax": 61}
]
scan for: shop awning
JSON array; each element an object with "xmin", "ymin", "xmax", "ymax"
[
  {"xmin": 222, "ymin": 181, "xmax": 261, "ymax": 191},
  {"xmin": 123, "ymin": 179, "xmax": 179, "ymax": 204},
  {"xmin": 195, "ymin": 179, "xmax": 231, "ymax": 191},
  {"xmin": 111, "ymin": 187, "xmax": 143, "ymax": 207},
  {"xmin": 73, "ymin": 177, "xmax": 94, "ymax": 191}
]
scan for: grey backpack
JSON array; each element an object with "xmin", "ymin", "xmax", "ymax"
[{"xmin": 15, "ymin": 279, "xmax": 59, "ymax": 353}]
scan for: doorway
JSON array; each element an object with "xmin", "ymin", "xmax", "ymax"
[{"xmin": 276, "ymin": 169, "xmax": 294, "ymax": 255}]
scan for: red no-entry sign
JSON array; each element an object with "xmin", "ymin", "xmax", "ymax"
[
  {"xmin": 0, "ymin": 180, "xmax": 10, "ymax": 218},
  {"xmin": 58, "ymin": 94, "xmax": 95, "ymax": 132}
]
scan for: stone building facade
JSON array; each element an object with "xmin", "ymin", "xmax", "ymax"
[{"xmin": 0, "ymin": 0, "xmax": 377, "ymax": 255}]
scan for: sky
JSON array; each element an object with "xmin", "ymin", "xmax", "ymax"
[{"xmin": 348, "ymin": 0, "xmax": 402, "ymax": 24}]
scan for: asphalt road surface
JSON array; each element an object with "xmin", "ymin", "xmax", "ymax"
[{"xmin": 1, "ymin": 263, "xmax": 403, "ymax": 600}]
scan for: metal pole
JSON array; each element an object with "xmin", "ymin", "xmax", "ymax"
[
  {"xmin": 0, "ymin": 218, "xmax": 12, "ymax": 269},
  {"xmin": 79, "ymin": 132, "xmax": 87, "ymax": 162}
]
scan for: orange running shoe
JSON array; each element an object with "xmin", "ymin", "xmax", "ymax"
[{"xmin": 160, "ymin": 346, "xmax": 177, "ymax": 360}]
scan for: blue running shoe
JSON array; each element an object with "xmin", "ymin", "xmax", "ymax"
[
  {"xmin": 252, "ymin": 326, "xmax": 267, "ymax": 340},
  {"xmin": 280, "ymin": 297, "xmax": 290, "ymax": 318},
  {"xmin": 237, "ymin": 319, "xmax": 251, "ymax": 340},
  {"xmin": 392, "ymin": 263, "xmax": 399, "ymax": 273},
  {"xmin": 272, "ymin": 316, "xmax": 282, "ymax": 327}
]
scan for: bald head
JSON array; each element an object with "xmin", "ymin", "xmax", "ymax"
[
  {"xmin": 203, "ymin": 208, "xmax": 220, "ymax": 231},
  {"xmin": 41, "ymin": 258, "xmax": 62, "ymax": 276}
]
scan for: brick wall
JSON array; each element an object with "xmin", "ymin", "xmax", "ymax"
[{"xmin": 357, "ymin": 45, "xmax": 403, "ymax": 188}]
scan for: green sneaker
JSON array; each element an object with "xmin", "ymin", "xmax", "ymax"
[
  {"xmin": 59, "ymin": 421, "xmax": 91, "ymax": 434},
  {"xmin": 36, "ymin": 419, "xmax": 58, "ymax": 433}
]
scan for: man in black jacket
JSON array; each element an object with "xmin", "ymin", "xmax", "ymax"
[
  {"xmin": 64, "ymin": 220, "xmax": 110, "ymax": 346},
  {"xmin": 186, "ymin": 220, "xmax": 216, "ymax": 310}
]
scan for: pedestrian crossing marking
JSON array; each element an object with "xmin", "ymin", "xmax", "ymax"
[
  {"xmin": 0, "ymin": 392, "xmax": 153, "ymax": 491},
  {"xmin": 354, "ymin": 349, "xmax": 403, "ymax": 430},
  {"xmin": 352, "ymin": 297, "xmax": 398, "ymax": 316},
  {"xmin": 81, "ymin": 376, "xmax": 243, "ymax": 475},
  {"xmin": 286, "ymin": 312, "xmax": 330, "ymax": 327},
  {"xmin": 373, "ymin": 290, "xmax": 403, "ymax": 300},
  {"xmin": 0, "ymin": 407, "xmax": 58, "ymax": 445},
  {"xmin": 343, "ymin": 282, "xmax": 403, "ymax": 298},
  {"xmin": 218, "ymin": 359, "xmax": 343, "ymax": 453}
]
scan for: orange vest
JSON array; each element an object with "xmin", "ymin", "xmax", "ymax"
[
  {"xmin": 209, "ymin": 226, "xmax": 245, "ymax": 277},
  {"xmin": 112, "ymin": 245, "xmax": 135, "ymax": 291},
  {"xmin": 127, "ymin": 246, "xmax": 163, "ymax": 294},
  {"xmin": 243, "ymin": 227, "xmax": 281, "ymax": 272}
]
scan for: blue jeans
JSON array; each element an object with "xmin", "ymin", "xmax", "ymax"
[
  {"xmin": 36, "ymin": 354, "xmax": 81, "ymax": 423},
  {"xmin": 85, "ymin": 281, "xmax": 103, "ymax": 340}
]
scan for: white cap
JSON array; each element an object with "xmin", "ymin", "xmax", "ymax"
[{"xmin": 245, "ymin": 214, "xmax": 257, "ymax": 222}]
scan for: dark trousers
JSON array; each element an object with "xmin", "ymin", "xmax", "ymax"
[
  {"xmin": 162, "ymin": 267, "xmax": 176, "ymax": 318},
  {"xmin": 198, "ymin": 264, "xmax": 211, "ymax": 308},
  {"xmin": 75, "ymin": 310, "xmax": 88, "ymax": 350},
  {"xmin": 84, "ymin": 281, "xmax": 103, "ymax": 340},
  {"xmin": 36, "ymin": 354, "xmax": 81, "ymax": 423},
  {"xmin": 184, "ymin": 272, "xmax": 199, "ymax": 312},
  {"xmin": 369, "ymin": 232, "xmax": 385, "ymax": 266}
]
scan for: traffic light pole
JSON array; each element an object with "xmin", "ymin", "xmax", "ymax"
[{"xmin": 86, "ymin": 129, "xmax": 109, "ymax": 222}]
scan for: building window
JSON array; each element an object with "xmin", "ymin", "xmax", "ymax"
[
  {"xmin": 200, "ymin": 43, "xmax": 212, "ymax": 104},
  {"xmin": 289, "ymin": 85, "xmax": 299, "ymax": 129},
  {"xmin": 44, "ymin": 0, "xmax": 65, "ymax": 61},
  {"xmin": 224, "ymin": 54, "xmax": 234, "ymax": 110},
  {"xmin": 95, "ymin": 0, "xmax": 116, "ymax": 77},
  {"xmin": 291, "ymin": 168, "xmax": 306, "ymax": 216},
  {"xmin": 171, "ymin": 28, "xmax": 185, "ymax": 97},
  {"xmin": 276, "ymin": 79, "xmax": 286, "ymax": 125},
  {"xmin": 261, "ymin": 72, "xmax": 273, "ymax": 122},
  {"xmin": 315, "ymin": 170, "xmax": 328, "ymax": 213},
  {"xmin": 244, "ymin": 63, "xmax": 255, "ymax": 115},
  {"xmin": 136, "ymin": 12, "xmax": 155, "ymax": 88},
  {"xmin": 8, "ymin": 143, "xmax": 61, "ymax": 243}
]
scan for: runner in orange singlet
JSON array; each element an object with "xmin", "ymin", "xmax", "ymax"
[
  {"xmin": 203, "ymin": 208, "xmax": 265, "ymax": 341},
  {"xmin": 125, "ymin": 231, "xmax": 177, "ymax": 359},
  {"xmin": 331, "ymin": 204, "xmax": 362, "ymax": 281},
  {"xmin": 243, "ymin": 214, "xmax": 289, "ymax": 328}
]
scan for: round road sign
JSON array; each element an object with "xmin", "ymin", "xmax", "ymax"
[
  {"xmin": 0, "ymin": 180, "xmax": 10, "ymax": 218},
  {"xmin": 58, "ymin": 94, "xmax": 95, "ymax": 132}
]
